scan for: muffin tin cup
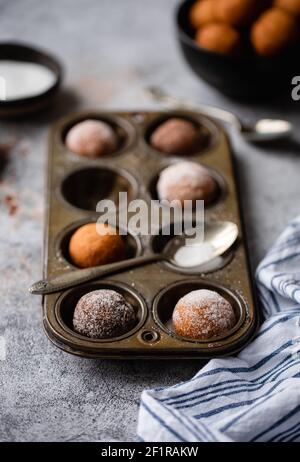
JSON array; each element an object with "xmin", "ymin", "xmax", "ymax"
[
  {"xmin": 153, "ymin": 279, "xmax": 247, "ymax": 345},
  {"xmin": 42, "ymin": 110, "xmax": 259, "ymax": 359},
  {"xmin": 143, "ymin": 111, "xmax": 220, "ymax": 158},
  {"xmin": 58, "ymin": 164, "xmax": 139, "ymax": 213},
  {"xmin": 60, "ymin": 113, "xmax": 137, "ymax": 159},
  {"xmin": 54, "ymin": 281, "xmax": 148, "ymax": 347},
  {"xmin": 55, "ymin": 217, "xmax": 143, "ymax": 269}
]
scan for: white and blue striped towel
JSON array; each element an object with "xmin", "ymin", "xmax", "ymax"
[{"xmin": 137, "ymin": 216, "xmax": 300, "ymax": 442}]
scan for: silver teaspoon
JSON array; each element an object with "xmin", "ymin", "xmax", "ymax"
[
  {"xmin": 145, "ymin": 86, "xmax": 293, "ymax": 143},
  {"xmin": 29, "ymin": 221, "xmax": 238, "ymax": 295}
]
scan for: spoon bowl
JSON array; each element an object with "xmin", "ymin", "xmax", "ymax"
[
  {"xmin": 244, "ymin": 119, "xmax": 293, "ymax": 143},
  {"xmin": 164, "ymin": 221, "xmax": 238, "ymax": 269}
]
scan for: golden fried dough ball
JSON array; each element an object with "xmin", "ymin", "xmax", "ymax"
[
  {"xmin": 195, "ymin": 23, "xmax": 242, "ymax": 55},
  {"xmin": 172, "ymin": 289, "xmax": 236, "ymax": 340},
  {"xmin": 275, "ymin": 0, "xmax": 300, "ymax": 16},
  {"xmin": 216, "ymin": 0, "xmax": 265, "ymax": 26},
  {"xmin": 69, "ymin": 223, "xmax": 126, "ymax": 268},
  {"xmin": 190, "ymin": 0, "xmax": 216, "ymax": 28},
  {"xmin": 251, "ymin": 8, "xmax": 298, "ymax": 57}
]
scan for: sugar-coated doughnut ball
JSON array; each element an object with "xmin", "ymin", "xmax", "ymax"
[
  {"xmin": 275, "ymin": 0, "xmax": 300, "ymax": 16},
  {"xmin": 190, "ymin": 0, "xmax": 216, "ymax": 28},
  {"xmin": 157, "ymin": 161, "xmax": 217, "ymax": 204},
  {"xmin": 65, "ymin": 119, "xmax": 118, "ymax": 158},
  {"xmin": 195, "ymin": 23, "xmax": 242, "ymax": 56},
  {"xmin": 172, "ymin": 289, "xmax": 236, "ymax": 340},
  {"xmin": 216, "ymin": 0, "xmax": 265, "ymax": 26},
  {"xmin": 251, "ymin": 8, "xmax": 298, "ymax": 57},
  {"xmin": 73, "ymin": 289, "xmax": 136, "ymax": 339},
  {"xmin": 150, "ymin": 118, "xmax": 204, "ymax": 156},
  {"xmin": 69, "ymin": 223, "xmax": 126, "ymax": 268}
]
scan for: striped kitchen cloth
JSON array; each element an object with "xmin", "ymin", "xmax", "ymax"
[{"xmin": 137, "ymin": 215, "xmax": 300, "ymax": 442}]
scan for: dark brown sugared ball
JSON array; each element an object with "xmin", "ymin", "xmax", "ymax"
[
  {"xmin": 150, "ymin": 118, "xmax": 205, "ymax": 156},
  {"xmin": 73, "ymin": 289, "xmax": 137, "ymax": 339}
]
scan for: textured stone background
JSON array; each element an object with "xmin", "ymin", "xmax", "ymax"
[{"xmin": 0, "ymin": 0, "xmax": 300, "ymax": 442}]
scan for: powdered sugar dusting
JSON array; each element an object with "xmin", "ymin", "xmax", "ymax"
[
  {"xmin": 172, "ymin": 289, "xmax": 236, "ymax": 340},
  {"xmin": 73, "ymin": 289, "xmax": 136, "ymax": 339},
  {"xmin": 173, "ymin": 241, "xmax": 215, "ymax": 267},
  {"xmin": 157, "ymin": 161, "xmax": 216, "ymax": 203},
  {"xmin": 66, "ymin": 119, "xmax": 117, "ymax": 157}
]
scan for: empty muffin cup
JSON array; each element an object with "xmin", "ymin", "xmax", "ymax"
[
  {"xmin": 59, "ymin": 166, "xmax": 138, "ymax": 212},
  {"xmin": 55, "ymin": 281, "xmax": 147, "ymax": 343},
  {"xmin": 56, "ymin": 219, "xmax": 142, "ymax": 268},
  {"xmin": 153, "ymin": 279, "xmax": 246, "ymax": 344}
]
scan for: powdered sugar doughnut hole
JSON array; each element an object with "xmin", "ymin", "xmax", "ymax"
[{"xmin": 153, "ymin": 279, "xmax": 247, "ymax": 343}]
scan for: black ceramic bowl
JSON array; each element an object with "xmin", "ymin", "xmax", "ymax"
[
  {"xmin": 0, "ymin": 42, "xmax": 62, "ymax": 117},
  {"xmin": 176, "ymin": 0, "xmax": 300, "ymax": 99}
]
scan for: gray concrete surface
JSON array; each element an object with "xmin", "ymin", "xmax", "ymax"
[{"xmin": 0, "ymin": 0, "xmax": 300, "ymax": 442}]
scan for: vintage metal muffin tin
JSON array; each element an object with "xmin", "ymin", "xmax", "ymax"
[{"xmin": 43, "ymin": 109, "xmax": 259, "ymax": 359}]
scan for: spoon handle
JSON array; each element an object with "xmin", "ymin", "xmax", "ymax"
[{"xmin": 29, "ymin": 254, "xmax": 163, "ymax": 295}]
